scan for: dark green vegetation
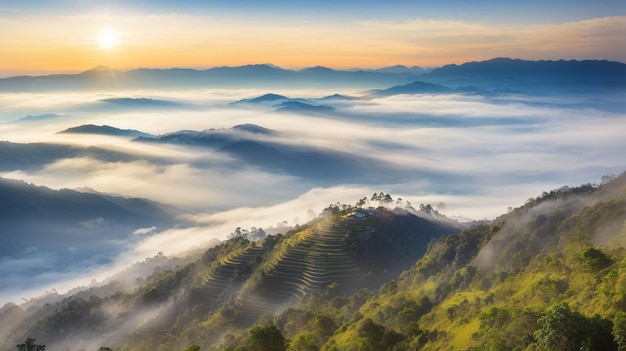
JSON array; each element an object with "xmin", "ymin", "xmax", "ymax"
[{"xmin": 3, "ymin": 173, "xmax": 626, "ymax": 350}]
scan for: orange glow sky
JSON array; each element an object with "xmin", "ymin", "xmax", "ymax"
[{"xmin": 0, "ymin": 2, "xmax": 625, "ymax": 75}]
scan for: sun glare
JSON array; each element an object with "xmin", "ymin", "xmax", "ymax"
[{"xmin": 98, "ymin": 27, "xmax": 120, "ymax": 50}]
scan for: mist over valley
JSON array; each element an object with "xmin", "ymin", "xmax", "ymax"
[{"xmin": 0, "ymin": 57, "xmax": 625, "ymax": 351}]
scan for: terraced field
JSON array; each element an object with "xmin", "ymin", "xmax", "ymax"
[
  {"xmin": 196, "ymin": 242, "xmax": 265, "ymax": 307},
  {"xmin": 227, "ymin": 214, "xmax": 380, "ymax": 326},
  {"xmin": 124, "ymin": 207, "xmax": 460, "ymax": 344}
]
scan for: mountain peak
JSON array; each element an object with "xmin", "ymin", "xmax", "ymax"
[
  {"xmin": 80, "ymin": 65, "xmax": 116, "ymax": 74},
  {"xmin": 301, "ymin": 66, "xmax": 335, "ymax": 73},
  {"xmin": 231, "ymin": 123, "xmax": 276, "ymax": 135}
]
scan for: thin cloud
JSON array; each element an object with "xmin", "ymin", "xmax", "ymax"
[{"xmin": 1, "ymin": 14, "xmax": 624, "ymax": 71}]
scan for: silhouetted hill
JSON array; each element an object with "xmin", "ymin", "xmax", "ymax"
[
  {"xmin": 232, "ymin": 93, "xmax": 289, "ymax": 105},
  {"xmin": 0, "ymin": 142, "xmax": 84, "ymax": 171},
  {"xmin": 427, "ymin": 57, "xmax": 626, "ymax": 82},
  {"xmin": 0, "ymin": 177, "xmax": 183, "ymax": 283},
  {"xmin": 369, "ymin": 80, "xmax": 453, "ymax": 97},
  {"xmin": 372, "ymin": 65, "xmax": 428, "ymax": 75},
  {"xmin": 231, "ymin": 123, "xmax": 276, "ymax": 135},
  {"xmin": 135, "ymin": 124, "xmax": 413, "ymax": 184},
  {"xmin": 58, "ymin": 124, "xmax": 153, "ymax": 138},
  {"xmin": 276, "ymin": 100, "xmax": 335, "ymax": 112},
  {"xmin": 420, "ymin": 57, "xmax": 626, "ymax": 93},
  {"xmin": 0, "ymin": 141, "xmax": 159, "ymax": 171},
  {"xmin": 12, "ymin": 113, "xmax": 64, "ymax": 124},
  {"xmin": 317, "ymin": 93, "xmax": 361, "ymax": 101},
  {"xmin": 133, "ymin": 123, "xmax": 276, "ymax": 149},
  {"xmin": 79, "ymin": 65, "xmax": 121, "ymax": 76},
  {"xmin": 218, "ymin": 140, "xmax": 287, "ymax": 168}
]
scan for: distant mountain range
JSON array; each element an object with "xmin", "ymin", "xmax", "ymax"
[{"xmin": 1, "ymin": 58, "xmax": 623, "ymax": 93}]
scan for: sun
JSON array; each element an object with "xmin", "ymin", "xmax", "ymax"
[{"xmin": 98, "ymin": 26, "xmax": 120, "ymax": 50}]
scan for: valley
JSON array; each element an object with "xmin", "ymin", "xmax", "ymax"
[{"xmin": 0, "ymin": 57, "xmax": 624, "ymax": 351}]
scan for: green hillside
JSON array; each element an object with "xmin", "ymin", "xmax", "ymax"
[
  {"xmin": 246, "ymin": 173, "xmax": 625, "ymax": 351},
  {"xmin": 0, "ymin": 200, "xmax": 460, "ymax": 351},
  {"xmin": 3, "ymin": 173, "xmax": 625, "ymax": 351}
]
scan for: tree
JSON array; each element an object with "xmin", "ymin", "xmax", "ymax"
[
  {"xmin": 582, "ymin": 247, "xmax": 613, "ymax": 271},
  {"xmin": 229, "ymin": 227, "xmax": 249, "ymax": 240},
  {"xmin": 613, "ymin": 312, "xmax": 626, "ymax": 351},
  {"xmin": 534, "ymin": 302, "xmax": 616, "ymax": 351},
  {"xmin": 395, "ymin": 198, "xmax": 403, "ymax": 207},
  {"xmin": 16, "ymin": 339, "xmax": 45, "ymax": 351},
  {"xmin": 383, "ymin": 194, "xmax": 393, "ymax": 207},
  {"xmin": 313, "ymin": 313, "xmax": 337, "ymax": 343},
  {"xmin": 183, "ymin": 344, "xmax": 200, "ymax": 351},
  {"xmin": 248, "ymin": 325, "xmax": 287, "ymax": 351},
  {"xmin": 289, "ymin": 334, "xmax": 318, "ymax": 351},
  {"xmin": 370, "ymin": 193, "xmax": 379, "ymax": 203},
  {"xmin": 356, "ymin": 197, "xmax": 367, "ymax": 208},
  {"xmin": 358, "ymin": 318, "xmax": 404, "ymax": 351}
]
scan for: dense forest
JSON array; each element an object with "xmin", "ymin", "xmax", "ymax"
[{"xmin": 2, "ymin": 173, "xmax": 626, "ymax": 351}]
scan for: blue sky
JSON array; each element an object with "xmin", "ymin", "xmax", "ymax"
[{"xmin": 2, "ymin": 0, "xmax": 624, "ymax": 21}]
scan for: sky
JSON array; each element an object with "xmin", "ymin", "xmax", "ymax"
[{"xmin": 0, "ymin": 0, "xmax": 625, "ymax": 74}]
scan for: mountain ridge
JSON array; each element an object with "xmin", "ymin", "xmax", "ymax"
[{"xmin": 2, "ymin": 58, "xmax": 623, "ymax": 92}]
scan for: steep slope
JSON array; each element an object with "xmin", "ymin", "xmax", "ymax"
[
  {"xmin": 273, "ymin": 174, "xmax": 626, "ymax": 351},
  {"xmin": 6, "ymin": 173, "xmax": 625, "ymax": 351},
  {"xmin": 0, "ymin": 177, "xmax": 184, "ymax": 303},
  {"xmin": 0, "ymin": 203, "xmax": 461, "ymax": 351}
]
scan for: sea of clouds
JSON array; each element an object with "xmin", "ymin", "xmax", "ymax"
[{"xmin": 0, "ymin": 87, "xmax": 624, "ymax": 304}]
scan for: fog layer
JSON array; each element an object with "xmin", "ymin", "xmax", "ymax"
[{"xmin": 0, "ymin": 87, "xmax": 624, "ymax": 304}]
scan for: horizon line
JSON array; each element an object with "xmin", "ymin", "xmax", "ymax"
[{"xmin": 1, "ymin": 56, "xmax": 624, "ymax": 79}]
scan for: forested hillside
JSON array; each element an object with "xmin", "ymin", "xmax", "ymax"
[
  {"xmin": 237, "ymin": 173, "xmax": 625, "ymax": 351},
  {"xmin": 0, "ymin": 197, "xmax": 461, "ymax": 351},
  {"xmin": 2, "ymin": 173, "xmax": 625, "ymax": 351}
]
